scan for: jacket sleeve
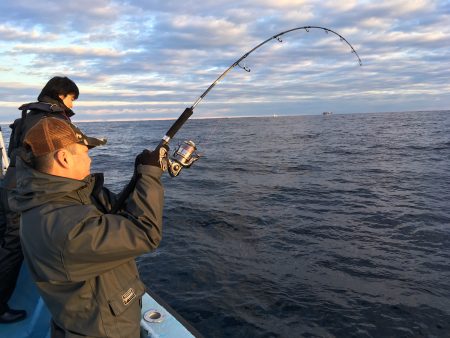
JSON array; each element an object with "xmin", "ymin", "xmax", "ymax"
[
  {"xmin": 61, "ymin": 165, "xmax": 164, "ymax": 281},
  {"xmin": 8, "ymin": 118, "xmax": 22, "ymax": 159}
]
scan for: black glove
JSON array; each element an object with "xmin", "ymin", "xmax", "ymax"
[{"xmin": 135, "ymin": 145, "xmax": 169, "ymax": 170}]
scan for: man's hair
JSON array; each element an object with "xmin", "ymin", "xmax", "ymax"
[
  {"xmin": 31, "ymin": 143, "xmax": 78, "ymax": 173},
  {"xmin": 37, "ymin": 76, "xmax": 79, "ymax": 102}
]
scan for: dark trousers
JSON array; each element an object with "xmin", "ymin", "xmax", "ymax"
[{"xmin": 0, "ymin": 187, "xmax": 23, "ymax": 314}]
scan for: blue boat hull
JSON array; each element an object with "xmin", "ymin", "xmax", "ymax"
[{"xmin": 0, "ymin": 263, "xmax": 201, "ymax": 338}]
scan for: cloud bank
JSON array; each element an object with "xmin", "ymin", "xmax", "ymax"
[{"xmin": 0, "ymin": 0, "xmax": 449, "ymax": 121}]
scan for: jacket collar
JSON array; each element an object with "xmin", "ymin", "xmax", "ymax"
[
  {"xmin": 9, "ymin": 158, "xmax": 101, "ymax": 212},
  {"xmin": 19, "ymin": 96, "xmax": 75, "ymax": 118}
]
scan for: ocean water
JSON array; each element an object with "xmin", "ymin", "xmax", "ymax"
[{"xmin": 4, "ymin": 111, "xmax": 450, "ymax": 337}]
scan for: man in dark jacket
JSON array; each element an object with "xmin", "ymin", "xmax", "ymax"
[
  {"xmin": 0, "ymin": 76, "xmax": 80, "ymax": 323},
  {"xmin": 10, "ymin": 117, "xmax": 166, "ymax": 337}
]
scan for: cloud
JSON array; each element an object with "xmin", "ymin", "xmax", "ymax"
[
  {"xmin": 0, "ymin": 0, "xmax": 123, "ymax": 32},
  {"xmin": 12, "ymin": 45, "xmax": 127, "ymax": 58},
  {"xmin": 367, "ymin": 0, "xmax": 433, "ymax": 16},
  {"xmin": 0, "ymin": 24, "xmax": 58, "ymax": 42}
]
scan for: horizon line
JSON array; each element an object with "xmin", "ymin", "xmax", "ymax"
[{"xmin": 0, "ymin": 109, "xmax": 448, "ymax": 125}]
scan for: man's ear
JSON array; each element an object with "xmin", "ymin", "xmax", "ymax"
[{"xmin": 54, "ymin": 149, "xmax": 71, "ymax": 169}]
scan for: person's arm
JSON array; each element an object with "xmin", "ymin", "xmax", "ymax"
[{"xmin": 61, "ymin": 164, "xmax": 164, "ymax": 281}]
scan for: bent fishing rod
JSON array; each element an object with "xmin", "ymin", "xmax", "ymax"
[
  {"xmin": 112, "ymin": 25, "xmax": 361, "ymax": 212},
  {"xmin": 158, "ymin": 25, "xmax": 361, "ymax": 176}
]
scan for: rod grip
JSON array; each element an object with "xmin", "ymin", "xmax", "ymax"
[{"xmin": 165, "ymin": 107, "xmax": 193, "ymax": 140}]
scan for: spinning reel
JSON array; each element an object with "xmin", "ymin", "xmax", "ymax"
[{"xmin": 161, "ymin": 140, "xmax": 200, "ymax": 177}]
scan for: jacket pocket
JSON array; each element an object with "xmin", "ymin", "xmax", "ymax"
[{"xmin": 108, "ymin": 277, "xmax": 146, "ymax": 316}]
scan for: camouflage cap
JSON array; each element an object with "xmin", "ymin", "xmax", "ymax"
[{"xmin": 23, "ymin": 117, "xmax": 107, "ymax": 157}]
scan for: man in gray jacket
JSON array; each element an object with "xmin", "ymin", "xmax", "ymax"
[{"xmin": 10, "ymin": 117, "xmax": 166, "ymax": 338}]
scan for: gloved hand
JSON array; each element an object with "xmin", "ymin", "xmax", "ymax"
[{"xmin": 135, "ymin": 145, "xmax": 169, "ymax": 170}]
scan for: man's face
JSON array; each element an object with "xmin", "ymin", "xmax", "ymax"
[
  {"xmin": 71, "ymin": 144, "xmax": 91, "ymax": 180},
  {"xmin": 59, "ymin": 93, "xmax": 76, "ymax": 109}
]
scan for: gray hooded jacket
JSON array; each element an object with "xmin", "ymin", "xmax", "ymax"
[{"xmin": 10, "ymin": 158, "xmax": 164, "ymax": 338}]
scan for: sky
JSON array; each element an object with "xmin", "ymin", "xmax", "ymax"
[{"xmin": 0, "ymin": 0, "xmax": 449, "ymax": 122}]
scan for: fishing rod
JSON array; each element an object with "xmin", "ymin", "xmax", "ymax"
[
  {"xmin": 112, "ymin": 25, "xmax": 361, "ymax": 212},
  {"xmin": 160, "ymin": 25, "xmax": 361, "ymax": 177}
]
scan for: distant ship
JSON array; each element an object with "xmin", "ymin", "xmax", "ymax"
[{"xmin": 322, "ymin": 111, "xmax": 333, "ymax": 115}]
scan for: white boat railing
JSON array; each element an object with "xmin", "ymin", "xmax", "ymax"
[{"xmin": 0, "ymin": 126, "xmax": 9, "ymax": 177}]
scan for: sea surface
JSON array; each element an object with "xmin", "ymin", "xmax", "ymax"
[{"xmin": 5, "ymin": 111, "xmax": 450, "ymax": 337}]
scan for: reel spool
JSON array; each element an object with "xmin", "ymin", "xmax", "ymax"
[{"xmin": 168, "ymin": 140, "xmax": 200, "ymax": 177}]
